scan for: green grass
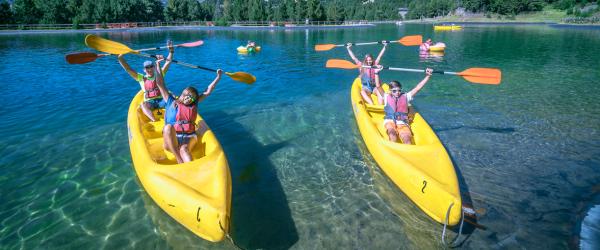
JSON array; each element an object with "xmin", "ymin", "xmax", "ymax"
[{"xmin": 434, "ymin": 6, "xmax": 568, "ymax": 23}]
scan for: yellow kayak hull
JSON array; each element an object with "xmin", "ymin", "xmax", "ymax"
[
  {"xmin": 429, "ymin": 46, "xmax": 445, "ymax": 52},
  {"xmin": 237, "ymin": 46, "xmax": 261, "ymax": 53},
  {"xmin": 127, "ymin": 91, "xmax": 232, "ymax": 242},
  {"xmin": 350, "ymin": 79, "xmax": 461, "ymax": 225},
  {"xmin": 434, "ymin": 25, "xmax": 462, "ymax": 31}
]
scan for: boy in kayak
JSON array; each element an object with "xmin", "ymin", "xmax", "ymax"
[
  {"xmin": 152, "ymin": 55, "xmax": 223, "ymax": 163},
  {"xmin": 419, "ymin": 38, "xmax": 432, "ymax": 52},
  {"xmin": 118, "ymin": 41, "xmax": 174, "ymax": 122},
  {"xmin": 347, "ymin": 42, "xmax": 388, "ymax": 105},
  {"xmin": 383, "ymin": 68, "xmax": 433, "ymax": 144}
]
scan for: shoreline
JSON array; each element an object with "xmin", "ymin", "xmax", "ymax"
[
  {"xmin": 403, "ymin": 19, "xmax": 600, "ymax": 29},
  {"xmin": 0, "ymin": 24, "xmax": 374, "ymax": 35}
]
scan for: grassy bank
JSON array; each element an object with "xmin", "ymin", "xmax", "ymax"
[{"xmin": 407, "ymin": 6, "xmax": 570, "ymax": 24}]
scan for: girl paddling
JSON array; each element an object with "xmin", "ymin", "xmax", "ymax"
[
  {"xmin": 118, "ymin": 41, "xmax": 174, "ymax": 122},
  {"xmin": 347, "ymin": 42, "xmax": 388, "ymax": 105}
]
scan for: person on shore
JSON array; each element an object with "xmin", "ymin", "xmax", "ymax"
[
  {"xmin": 118, "ymin": 41, "xmax": 174, "ymax": 122},
  {"xmin": 346, "ymin": 42, "xmax": 388, "ymax": 105},
  {"xmin": 383, "ymin": 68, "xmax": 433, "ymax": 144},
  {"xmin": 419, "ymin": 38, "xmax": 433, "ymax": 52},
  {"xmin": 151, "ymin": 55, "xmax": 223, "ymax": 163}
]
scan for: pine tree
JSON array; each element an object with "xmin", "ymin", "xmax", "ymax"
[
  {"xmin": 0, "ymin": 0, "xmax": 12, "ymax": 24},
  {"xmin": 13, "ymin": 0, "xmax": 40, "ymax": 24}
]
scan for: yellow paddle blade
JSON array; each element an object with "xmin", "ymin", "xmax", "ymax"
[
  {"xmin": 85, "ymin": 34, "xmax": 136, "ymax": 55},
  {"xmin": 458, "ymin": 68, "xmax": 502, "ymax": 85},
  {"xmin": 397, "ymin": 35, "xmax": 423, "ymax": 46},
  {"xmin": 225, "ymin": 72, "xmax": 256, "ymax": 84},
  {"xmin": 326, "ymin": 59, "xmax": 359, "ymax": 69},
  {"xmin": 314, "ymin": 44, "xmax": 336, "ymax": 51}
]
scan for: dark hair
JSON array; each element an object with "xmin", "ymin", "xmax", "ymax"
[{"xmin": 389, "ymin": 81, "xmax": 402, "ymax": 89}]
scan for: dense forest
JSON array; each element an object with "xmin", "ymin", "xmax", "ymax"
[{"xmin": 0, "ymin": 0, "xmax": 596, "ymax": 25}]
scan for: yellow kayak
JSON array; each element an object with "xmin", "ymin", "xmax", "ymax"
[
  {"xmin": 350, "ymin": 78, "xmax": 462, "ymax": 225},
  {"xmin": 127, "ymin": 91, "xmax": 232, "ymax": 242},
  {"xmin": 429, "ymin": 43, "xmax": 446, "ymax": 52},
  {"xmin": 237, "ymin": 46, "xmax": 261, "ymax": 53},
  {"xmin": 434, "ymin": 25, "xmax": 462, "ymax": 31}
]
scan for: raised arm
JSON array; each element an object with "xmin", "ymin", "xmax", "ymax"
[
  {"xmin": 374, "ymin": 43, "xmax": 388, "ymax": 65},
  {"xmin": 154, "ymin": 55, "xmax": 170, "ymax": 102},
  {"xmin": 197, "ymin": 69, "xmax": 223, "ymax": 102},
  {"xmin": 117, "ymin": 54, "xmax": 138, "ymax": 80},
  {"xmin": 346, "ymin": 44, "xmax": 361, "ymax": 65},
  {"xmin": 408, "ymin": 68, "xmax": 433, "ymax": 97},
  {"xmin": 161, "ymin": 40, "xmax": 174, "ymax": 73}
]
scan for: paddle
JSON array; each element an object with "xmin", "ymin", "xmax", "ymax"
[
  {"xmin": 325, "ymin": 59, "xmax": 502, "ymax": 85},
  {"xmin": 84, "ymin": 34, "xmax": 255, "ymax": 84},
  {"xmin": 66, "ymin": 39, "xmax": 204, "ymax": 64},
  {"xmin": 65, "ymin": 52, "xmax": 108, "ymax": 64},
  {"xmin": 315, "ymin": 35, "xmax": 423, "ymax": 51}
]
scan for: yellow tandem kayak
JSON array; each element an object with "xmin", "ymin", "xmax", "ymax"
[
  {"xmin": 127, "ymin": 91, "xmax": 232, "ymax": 242},
  {"xmin": 237, "ymin": 46, "xmax": 261, "ymax": 53},
  {"xmin": 350, "ymin": 78, "xmax": 462, "ymax": 226},
  {"xmin": 434, "ymin": 25, "xmax": 462, "ymax": 31}
]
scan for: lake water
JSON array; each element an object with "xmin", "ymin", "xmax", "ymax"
[{"xmin": 0, "ymin": 24, "xmax": 599, "ymax": 249}]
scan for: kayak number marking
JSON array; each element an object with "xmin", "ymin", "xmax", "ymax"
[
  {"xmin": 196, "ymin": 206, "xmax": 201, "ymax": 222},
  {"xmin": 422, "ymin": 180, "xmax": 427, "ymax": 193}
]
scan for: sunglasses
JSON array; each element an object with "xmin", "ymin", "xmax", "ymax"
[
  {"xmin": 391, "ymin": 88, "xmax": 401, "ymax": 93},
  {"xmin": 144, "ymin": 65, "xmax": 153, "ymax": 69},
  {"xmin": 183, "ymin": 94, "xmax": 196, "ymax": 103}
]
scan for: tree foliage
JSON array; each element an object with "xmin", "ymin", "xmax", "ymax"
[{"xmin": 0, "ymin": 0, "xmax": 591, "ymax": 25}]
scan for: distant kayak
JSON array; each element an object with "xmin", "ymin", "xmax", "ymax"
[
  {"xmin": 237, "ymin": 46, "xmax": 262, "ymax": 53},
  {"xmin": 127, "ymin": 91, "xmax": 232, "ymax": 242},
  {"xmin": 434, "ymin": 25, "xmax": 462, "ymax": 31},
  {"xmin": 429, "ymin": 42, "xmax": 446, "ymax": 52}
]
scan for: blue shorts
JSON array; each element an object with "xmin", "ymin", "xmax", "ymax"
[
  {"xmin": 176, "ymin": 133, "xmax": 196, "ymax": 145},
  {"xmin": 145, "ymin": 98, "xmax": 165, "ymax": 109},
  {"xmin": 361, "ymin": 78, "xmax": 376, "ymax": 93},
  {"xmin": 362, "ymin": 83, "xmax": 375, "ymax": 93}
]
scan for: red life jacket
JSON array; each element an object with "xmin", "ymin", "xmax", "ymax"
[
  {"xmin": 360, "ymin": 66, "xmax": 376, "ymax": 85},
  {"xmin": 143, "ymin": 77, "xmax": 160, "ymax": 99},
  {"xmin": 174, "ymin": 102, "xmax": 197, "ymax": 134},
  {"xmin": 384, "ymin": 94, "xmax": 409, "ymax": 123}
]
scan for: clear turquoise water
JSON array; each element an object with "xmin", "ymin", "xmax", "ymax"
[{"xmin": 1, "ymin": 24, "xmax": 599, "ymax": 249}]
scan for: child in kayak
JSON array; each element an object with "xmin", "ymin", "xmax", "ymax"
[
  {"xmin": 152, "ymin": 55, "xmax": 223, "ymax": 163},
  {"xmin": 419, "ymin": 38, "xmax": 433, "ymax": 52},
  {"xmin": 383, "ymin": 68, "xmax": 433, "ymax": 144},
  {"xmin": 347, "ymin": 42, "xmax": 388, "ymax": 105},
  {"xmin": 246, "ymin": 40, "xmax": 257, "ymax": 52},
  {"xmin": 118, "ymin": 41, "xmax": 174, "ymax": 122}
]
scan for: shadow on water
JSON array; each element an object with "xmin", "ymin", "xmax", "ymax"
[
  {"xmin": 202, "ymin": 110, "xmax": 299, "ymax": 250},
  {"xmin": 436, "ymin": 126, "xmax": 516, "ymax": 134}
]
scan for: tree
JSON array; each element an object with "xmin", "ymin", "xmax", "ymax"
[
  {"xmin": 295, "ymin": 0, "xmax": 307, "ymax": 21},
  {"xmin": 285, "ymin": 0, "xmax": 295, "ymax": 21},
  {"xmin": 248, "ymin": 0, "xmax": 264, "ymax": 21},
  {"xmin": 0, "ymin": 0, "xmax": 13, "ymax": 24},
  {"xmin": 13, "ymin": 0, "xmax": 40, "ymax": 24},
  {"xmin": 307, "ymin": 0, "xmax": 324, "ymax": 21},
  {"xmin": 325, "ymin": 0, "xmax": 345, "ymax": 21}
]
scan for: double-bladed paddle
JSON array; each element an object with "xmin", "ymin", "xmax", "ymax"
[
  {"xmin": 315, "ymin": 35, "xmax": 423, "ymax": 51},
  {"xmin": 325, "ymin": 59, "xmax": 502, "ymax": 85},
  {"xmin": 83, "ymin": 34, "xmax": 255, "ymax": 84},
  {"xmin": 65, "ymin": 39, "xmax": 204, "ymax": 65}
]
